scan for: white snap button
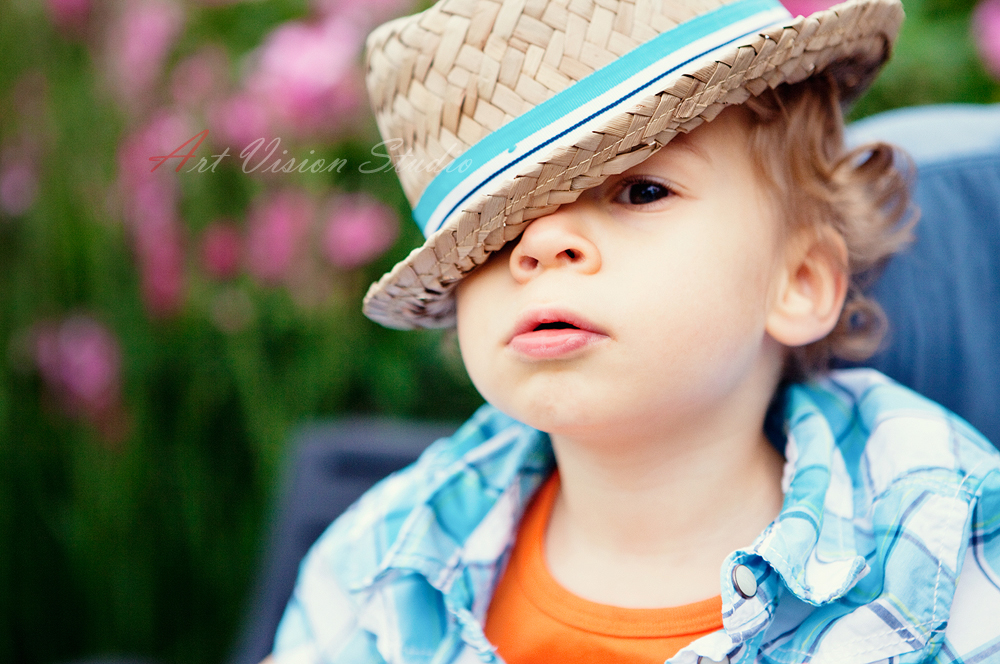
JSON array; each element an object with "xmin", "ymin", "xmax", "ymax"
[
  {"xmin": 732, "ymin": 564, "xmax": 757, "ymax": 599},
  {"xmin": 697, "ymin": 656, "xmax": 730, "ymax": 664}
]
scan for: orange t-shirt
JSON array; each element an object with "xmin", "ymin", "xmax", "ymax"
[{"xmin": 484, "ymin": 473, "xmax": 723, "ymax": 664}]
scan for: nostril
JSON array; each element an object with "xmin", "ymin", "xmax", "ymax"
[
  {"xmin": 562, "ymin": 249, "xmax": 578, "ymax": 260},
  {"xmin": 519, "ymin": 256, "xmax": 539, "ymax": 271}
]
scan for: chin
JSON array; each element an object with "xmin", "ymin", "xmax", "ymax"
[
  {"xmin": 500, "ymin": 391, "xmax": 608, "ymax": 437},
  {"xmin": 469, "ymin": 361, "xmax": 619, "ymax": 434}
]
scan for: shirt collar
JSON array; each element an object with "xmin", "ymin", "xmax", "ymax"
[
  {"xmin": 752, "ymin": 379, "xmax": 872, "ymax": 604},
  {"xmin": 349, "ymin": 407, "xmax": 554, "ymax": 598},
  {"xmin": 350, "ymin": 370, "xmax": 980, "ymax": 663},
  {"xmin": 719, "ymin": 369, "xmax": 983, "ymax": 664},
  {"xmin": 351, "ymin": 375, "xmax": 878, "ymax": 605}
]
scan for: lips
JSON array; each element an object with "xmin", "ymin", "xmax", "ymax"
[{"xmin": 507, "ymin": 309, "xmax": 609, "ymax": 359}]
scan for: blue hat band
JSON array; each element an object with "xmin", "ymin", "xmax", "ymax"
[{"xmin": 412, "ymin": 0, "xmax": 793, "ymax": 238}]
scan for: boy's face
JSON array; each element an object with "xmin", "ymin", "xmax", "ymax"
[{"xmin": 455, "ymin": 106, "xmax": 792, "ymax": 440}]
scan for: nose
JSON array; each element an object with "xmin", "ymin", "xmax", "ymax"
[{"xmin": 508, "ymin": 204, "xmax": 601, "ymax": 283}]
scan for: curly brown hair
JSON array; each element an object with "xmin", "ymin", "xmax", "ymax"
[{"xmin": 742, "ymin": 73, "xmax": 916, "ymax": 380}]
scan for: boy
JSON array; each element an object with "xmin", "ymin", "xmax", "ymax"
[{"xmin": 270, "ymin": 0, "xmax": 1000, "ymax": 661}]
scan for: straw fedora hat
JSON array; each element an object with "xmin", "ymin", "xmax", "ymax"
[{"xmin": 362, "ymin": 0, "xmax": 903, "ymax": 329}]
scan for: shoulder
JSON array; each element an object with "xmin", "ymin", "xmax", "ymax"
[
  {"xmin": 789, "ymin": 369, "xmax": 1000, "ymax": 561},
  {"xmin": 776, "ymin": 368, "xmax": 1000, "ymax": 663},
  {"xmin": 790, "ymin": 368, "xmax": 1000, "ymax": 495},
  {"xmin": 272, "ymin": 404, "xmax": 550, "ymax": 663},
  {"xmin": 308, "ymin": 403, "xmax": 540, "ymax": 588}
]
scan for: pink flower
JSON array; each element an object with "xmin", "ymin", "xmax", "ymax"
[
  {"xmin": 34, "ymin": 316, "xmax": 123, "ymax": 423},
  {"xmin": 245, "ymin": 190, "xmax": 315, "ymax": 284},
  {"xmin": 115, "ymin": 113, "xmax": 193, "ymax": 318},
  {"xmin": 118, "ymin": 127, "xmax": 184, "ymax": 305},
  {"xmin": 134, "ymin": 185, "xmax": 185, "ymax": 316},
  {"xmin": 0, "ymin": 158, "xmax": 37, "ymax": 217},
  {"xmin": 47, "ymin": 0, "xmax": 91, "ymax": 35},
  {"xmin": 138, "ymin": 229, "xmax": 186, "ymax": 317},
  {"xmin": 200, "ymin": 220, "xmax": 242, "ymax": 279},
  {"xmin": 974, "ymin": 0, "xmax": 1000, "ymax": 79},
  {"xmin": 124, "ymin": 178, "xmax": 187, "ymax": 317},
  {"xmin": 207, "ymin": 92, "xmax": 272, "ymax": 152},
  {"xmin": 321, "ymin": 194, "xmax": 398, "ymax": 270},
  {"xmin": 245, "ymin": 16, "xmax": 364, "ymax": 138},
  {"xmin": 779, "ymin": 0, "xmax": 834, "ymax": 16},
  {"xmin": 107, "ymin": 1, "xmax": 185, "ymax": 106},
  {"xmin": 170, "ymin": 47, "xmax": 228, "ymax": 109},
  {"xmin": 118, "ymin": 111, "xmax": 196, "ymax": 185}
]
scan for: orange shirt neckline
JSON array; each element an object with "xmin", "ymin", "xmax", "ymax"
[
  {"xmin": 510, "ymin": 472, "xmax": 724, "ymax": 638},
  {"xmin": 484, "ymin": 471, "xmax": 725, "ymax": 663}
]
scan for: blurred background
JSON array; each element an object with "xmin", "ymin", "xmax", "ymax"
[{"xmin": 0, "ymin": 0, "xmax": 997, "ymax": 661}]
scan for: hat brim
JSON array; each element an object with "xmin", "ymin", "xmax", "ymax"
[{"xmin": 363, "ymin": 0, "xmax": 903, "ymax": 330}]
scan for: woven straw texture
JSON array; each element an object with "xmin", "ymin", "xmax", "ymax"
[{"xmin": 363, "ymin": 0, "xmax": 904, "ymax": 329}]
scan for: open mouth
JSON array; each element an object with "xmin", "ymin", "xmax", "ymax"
[
  {"xmin": 533, "ymin": 321, "xmax": 580, "ymax": 331},
  {"xmin": 508, "ymin": 310, "xmax": 608, "ymax": 359},
  {"xmin": 510, "ymin": 310, "xmax": 605, "ymax": 339}
]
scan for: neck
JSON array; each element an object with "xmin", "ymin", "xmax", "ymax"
[{"xmin": 543, "ymin": 385, "xmax": 787, "ymax": 608}]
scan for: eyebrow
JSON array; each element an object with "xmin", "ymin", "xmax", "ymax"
[{"xmin": 667, "ymin": 133, "xmax": 711, "ymax": 164}]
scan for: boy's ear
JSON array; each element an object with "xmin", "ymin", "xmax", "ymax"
[{"xmin": 766, "ymin": 226, "xmax": 849, "ymax": 347}]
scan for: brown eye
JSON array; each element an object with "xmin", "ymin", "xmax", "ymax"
[{"xmin": 618, "ymin": 180, "xmax": 672, "ymax": 205}]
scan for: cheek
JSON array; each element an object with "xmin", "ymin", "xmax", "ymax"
[
  {"xmin": 455, "ymin": 247, "xmax": 507, "ymax": 331},
  {"xmin": 454, "ymin": 258, "xmax": 510, "ymax": 399},
  {"xmin": 622, "ymin": 225, "xmax": 776, "ymax": 368},
  {"xmin": 703, "ymin": 185, "xmax": 786, "ymax": 316},
  {"xmin": 455, "ymin": 281, "xmax": 488, "ymax": 374}
]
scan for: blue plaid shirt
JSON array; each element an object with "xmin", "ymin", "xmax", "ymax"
[{"xmin": 273, "ymin": 369, "xmax": 1000, "ymax": 664}]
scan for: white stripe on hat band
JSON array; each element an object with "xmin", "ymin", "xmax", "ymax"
[{"xmin": 412, "ymin": 0, "xmax": 793, "ymax": 238}]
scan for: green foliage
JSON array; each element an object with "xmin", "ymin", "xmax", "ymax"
[{"xmin": 851, "ymin": 0, "xmax": 1000, "ymax": 118}]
